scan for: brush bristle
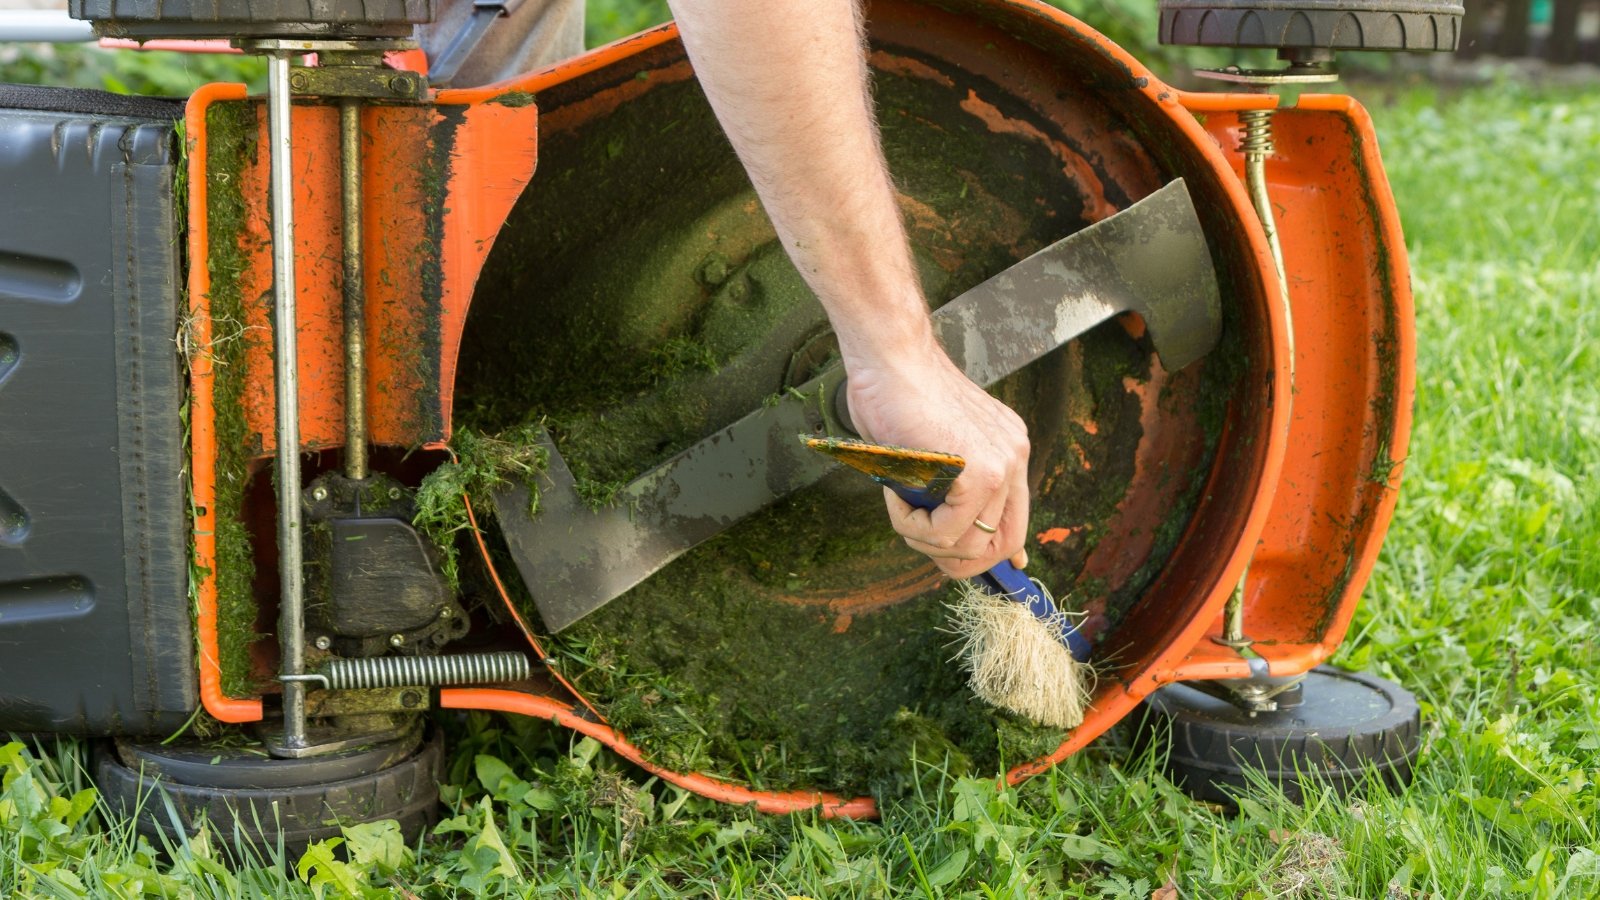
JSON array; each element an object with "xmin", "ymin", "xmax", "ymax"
[{"xmin": 948, "ymin": 582, "xmax": 1093, "ymax": 729}]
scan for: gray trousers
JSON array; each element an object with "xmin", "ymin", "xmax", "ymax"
[{"xmin": 417, "ymin": 0, "xmax": 585, "ymax": 88}]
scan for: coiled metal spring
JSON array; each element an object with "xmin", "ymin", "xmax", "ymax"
[
  {"xmin": 320, "ymin": 651, "xmax": 530, "ymax": 690},
  {"xmin": 1239, "ymin": 109, "xmax": 1275, "ymax": 157}
]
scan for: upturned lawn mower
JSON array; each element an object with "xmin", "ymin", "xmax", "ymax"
[{"xmin": 0, "ymin": 0, "xmax": 1460, "ymax": 849}]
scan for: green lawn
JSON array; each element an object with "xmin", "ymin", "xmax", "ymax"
[{"xmin": 3, "ymin": 58, "xmax": 1598, "ymax": 900}]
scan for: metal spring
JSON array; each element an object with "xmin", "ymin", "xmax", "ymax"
[
  {"xmin": 1238, "ymin": 109, "xmax": 1275, "ymax": 157},
  {"xmin": 321, "ymin": 651, "xmax": 530, "ymax": 690}
]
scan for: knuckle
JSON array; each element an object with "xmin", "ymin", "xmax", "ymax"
[{"xmin": 970, "ymin": 468, "xmax": 1005, "ymax": 494}]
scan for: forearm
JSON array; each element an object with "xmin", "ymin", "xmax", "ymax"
[
  {"xmin": 668, "ymin": 0, "xmax": 938, "ymax": 371},
  {"xmin": 671, "ymin": 0, "xmax": 1032, "ymax": 575}
]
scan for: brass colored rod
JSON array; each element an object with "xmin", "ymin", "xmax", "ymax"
[
  {"xmin": 1217, "ymin": 108, "xmax": 1295, "ymax": 654},
  {"xmin": 340, "ymin": 97, "xmax": 369, "ymax": 481},
  {"xmin": 1240, "ymin": 108, "xmax": 1294, "ymax": 375}
]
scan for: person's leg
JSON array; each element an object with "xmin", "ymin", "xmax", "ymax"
[{"xmin": 417, "ymin": 0, "xmax": 585, "ymax": 88}]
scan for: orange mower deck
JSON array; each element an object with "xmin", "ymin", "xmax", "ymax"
[{"xmin": 186, "ymin": 0, "xmax": 1410, "ymax": 817}]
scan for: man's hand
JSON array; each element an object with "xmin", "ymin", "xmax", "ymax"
[
  {"xmin": 671, "ymin": 0, "xmax": 1032, "ymax": 577},
  {"xmin": 846, "ymin": 348, "xmax": 1032, "ymax": 579}
]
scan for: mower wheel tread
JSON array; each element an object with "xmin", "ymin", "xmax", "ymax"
[
  {"xmin": 94, "ymin": 728, "xmax": 444, "ymax": 856},
  {"xmin": 1138, "ymin": 665, "xmax": 1421, "ymax": 804}
]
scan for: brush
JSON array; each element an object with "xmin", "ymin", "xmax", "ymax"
[{"xmin": 803, "ymin": 436, "xmax": 1093, "ymax": 729}]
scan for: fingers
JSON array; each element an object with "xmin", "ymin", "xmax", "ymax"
[
  {"xmin": 886, "ymin": 435, "xmax": 1031, "ymax": 580},
  {"xmin": 913, "ymin": 479, "xmax": 1021, "ymax": 580},
  {"xmin": 894, "ymin": 461, "xmax": 1009, "ymax": 552},
  {"xmin": 1001, "ymin": 436, "xmax": 1032, "ymax": 566},
  {"xmin": 848, "ymin": 351, "xmax": 1034, "ymax": 579}
]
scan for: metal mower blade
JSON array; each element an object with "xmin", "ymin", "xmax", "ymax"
[{"xmin": 492, "ymin": 178, "xmax": 1221, "ymax": 632}]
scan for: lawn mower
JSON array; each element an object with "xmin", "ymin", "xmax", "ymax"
[{"xmin": 0, "ymin": 0, "xmax": 1461, "ymax": 849}]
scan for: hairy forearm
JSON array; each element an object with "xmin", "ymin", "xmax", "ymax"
[
  {"xmin": 668, "ymin": 0, "xmax": 938, "ymax": 371},
  {"xmin": 671, "ymin": 0, "xmax": 1032, "ymax": 575}
]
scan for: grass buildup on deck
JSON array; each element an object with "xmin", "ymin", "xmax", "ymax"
[
  {"xmin": 203, "ymin": 100, "xmax": 267, "ymax": 698},
  {"xmin": 451, "ymin": 66, "xmax": 1233, "ymax": 798},
  {"xmin": 413, "ymin": 424, "xmax": 548, "ymax": 593}
]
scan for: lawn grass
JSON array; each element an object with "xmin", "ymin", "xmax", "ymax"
[{"xmin": 3, "ymin": 64, "xmax": 1597, "ymax": 900}]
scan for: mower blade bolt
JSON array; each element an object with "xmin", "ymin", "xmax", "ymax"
[
  {"xmin": 388, "ymin": 487, "xmax": 402, "ymax": 500},
  {"xmin": 311, "ymin": 486, "xmax": 329, "ymax": 502},
  {"xmin": 389, "ymin": 633, "xmax": 405, "ymax": 647},
  {"xmin": 314, "ymin": 635, "xmax": 332, "ymax": 650}
]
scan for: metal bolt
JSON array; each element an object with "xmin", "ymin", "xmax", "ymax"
[
  {"xmin": 313, "ymin": 635, "xmax": 332, "ymax": 651},
  {"xmin": 388, "ymin": 487, "xmax": 403, "ymax": 500},
  {"xmin": 400, "ymin": 690, "xmax": 422, "ymax": 709},
  {"xmin": 289, "ymin": 71, "xmax": 309, "ymax": 92},
  {"xmin": 311, "ymin": 486, "xmax": 329, "ymax": 502},
  {"xmin": 389, "ymin": 633, "xmax": 405, "ymax": 648},
  {"xmin": 389, "ymin": 74, "xmax": 413, "ymax": 95},
  {"xmin": 438, "ymin": 607, "xmax": 452, "ymax": 619}
]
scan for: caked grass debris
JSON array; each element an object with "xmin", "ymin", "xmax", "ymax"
[
  {"xmin": 204, "ymin": 99, "xmax": 268, "ymax": 697},
  {"xmin": 447, "ymin": 67, "xmax": 1235, "ymax": 796}
]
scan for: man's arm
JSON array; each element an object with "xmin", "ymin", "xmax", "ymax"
[{"xmin": 669, "ymin": 0, "xmax": 1031, "ymax": 578}]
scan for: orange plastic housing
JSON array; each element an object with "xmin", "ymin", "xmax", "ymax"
[
  {"xmin": 185, "ymin": 0, "xmax": 1410, "ymax": 816},
  {"xmin": 185, "ymin": 82, "xmax": 542, "ymax": 721}
]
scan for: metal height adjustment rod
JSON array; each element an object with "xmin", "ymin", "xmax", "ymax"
[
  {"xmin": 1221, "ymin": 107, "xmax": 1291, "ymax": 652},
  {"xmin": 265, "ymin": 49, "xmax": 309, "ymax": 753},
  {"xmin": 237, "ymin": 36, "xmax": 426, "ymax": 759},
  {"xmin": 237, "ymin": 37, "xmax": 421, "ymax": 756},
  {"xmin": 1239, "ymin": 109, "xmax": 1288, "ymax": 307},
  {"xmin": 1196, "ymin": 63, "xmax": 1329, "ymax": 672},
  {"xmin": 340, "ymin": 97, "xmax": 368, "ymax": 481}
]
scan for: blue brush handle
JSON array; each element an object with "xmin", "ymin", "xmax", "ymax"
[{"xmin": 885, "ymin": 482, "xmax": 1091, "ymax": 661}]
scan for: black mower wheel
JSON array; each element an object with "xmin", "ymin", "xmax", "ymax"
[
  {"xmin": 1137, "ymin": 665, "xmax": 1421, "ymax": 805},
  {"xmin": 94, "ymin": 726, "xmax": 444, "ymax": 858}
]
